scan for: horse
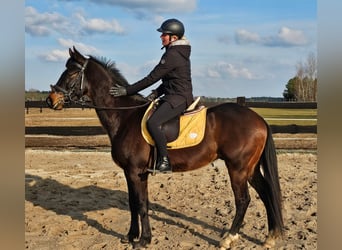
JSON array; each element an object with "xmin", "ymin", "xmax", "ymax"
[{"xmin": 46, "ymin": 47, "xmax": 284, "ymax": 249}]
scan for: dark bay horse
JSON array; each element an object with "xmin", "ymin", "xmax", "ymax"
[{"xmin": 46, "ymin": 47, "xmax": 283, "ymax": 249}]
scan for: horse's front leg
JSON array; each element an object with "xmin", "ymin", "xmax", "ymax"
[
  {"xmin": 121, "ymin": 171, "xmax": 139, "ymax": 244},
  {"xmin": 123, "ymin": 169, "xmax": 151, "ymax": 248}
]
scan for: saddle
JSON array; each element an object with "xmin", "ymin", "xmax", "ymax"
[{"xmin": 141, "ymin": 97, "xmax": 207, "ymax": 149}]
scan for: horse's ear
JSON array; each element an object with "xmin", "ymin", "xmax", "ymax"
[
  {"xmin": 72, "ymin": 46, "xmax": 85, "ymax": 61},
  {"xmin": 69, "ymin": 48, "xmax": 74, "ymax": 57}
]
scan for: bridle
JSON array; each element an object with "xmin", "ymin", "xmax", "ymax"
[
  {"xmin": 51, "ymin": 58, "xmax": 150, "ymax": 110},
  {"xmin": 51, "ymin": 59, "xmax": 88, "ymax": 103}
]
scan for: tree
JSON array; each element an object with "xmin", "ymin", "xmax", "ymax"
[
  {"xmin": 283, "ymin": 77, "xmax": 297, "ymax": 101},
  {"xmin": 283, "ymin": 52, "xmax": 317, "ymax": 102}
]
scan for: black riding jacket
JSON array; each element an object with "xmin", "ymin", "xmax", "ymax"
[{"xmin": 126, "ymin": 38, "xmax": 193, "ymax": 108}]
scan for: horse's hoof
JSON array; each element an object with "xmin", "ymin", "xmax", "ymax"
[
  {"xmin": 263, "ymin": 236, "xmax": 277, "ymax": 249},
  {"xmin": 219, "ymin": 233, "xmax": 239, "ymax": 249},
  {"xmin": 121, "ymin": 234, "xmax": 137, "ymax": 244},
  {"xmin": 132, "ymin": 241, "xmax": 148, "ymax": 249},
  {"xmin": 263, "ymin": 230, "xmax": 283, "ymax": 248},
  {"xmin": 120, "ymin": 235, "xmax": 130, "ymax": 244}
]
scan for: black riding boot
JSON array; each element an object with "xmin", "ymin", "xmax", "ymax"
[
  {"xmin": 157, "ymin": 156, "xmax": 171, "ymax": 173},
  {"xmin": 147, "ymin": 155, "xmax": 172, "ymax": 174}
]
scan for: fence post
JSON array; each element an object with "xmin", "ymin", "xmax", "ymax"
[
  {"xmin": 40, "ymin": 98, "xmax": 44, "ymax": 113},
  {"xmin": 26, "ymin": 101, "xmax": 29, "ymax": 114},
  {"xmin": 237, "ymin": 96, "xmax": 246, "ymax": 106}
]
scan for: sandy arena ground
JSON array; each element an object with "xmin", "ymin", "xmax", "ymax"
[
  {"xmin": 25, "ymin": 109, "xmax": 317, "ymax": 249},
  {"xmin": 25, "ymin": 145, "xmax": 317, "ymax": 249}
]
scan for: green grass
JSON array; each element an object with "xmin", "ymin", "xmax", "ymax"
[{"xmin": 251, "ymin": 108, "xmax": 317, "ymax": 126}]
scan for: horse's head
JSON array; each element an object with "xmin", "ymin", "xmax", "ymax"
[{"xmin": 46, "ymin": 46, "xmax": 89, "ymax": 110}]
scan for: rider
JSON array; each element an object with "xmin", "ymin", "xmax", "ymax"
[{"xmin": 109, "ymin": 18, "xmax": 194, "ymax": 173}]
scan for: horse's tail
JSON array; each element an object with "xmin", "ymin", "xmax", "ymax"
[{"xmin": 260, "ymin": 125, "xmax": 284, "ymax": 234}]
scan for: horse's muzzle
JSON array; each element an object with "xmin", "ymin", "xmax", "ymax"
[{"xmin": 46, "ymin": 91, "xmax": 65, "ymax": 110}]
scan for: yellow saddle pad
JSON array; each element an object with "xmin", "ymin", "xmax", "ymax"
[{"xmin": 141, "ymin": 102, "xmax": 207, "ymax": 149}]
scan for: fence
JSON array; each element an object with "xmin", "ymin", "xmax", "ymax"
[
  {"xmin": 25, "ymin": 100, "xmax": 88, "ymax": 114},
  {"xmin": 25, "ymin": 98, "xmax": 317, "ymax": 113},
  {"xmin": 25, "ymin": 98, "xmax": 317, "ymax": 134}
]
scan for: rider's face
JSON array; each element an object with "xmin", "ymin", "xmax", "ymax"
[
  {"xmin": 160, "ymin": 33, "xmax": 171, "ymax": 47},
  {"xmin": 160, "ymin": 33, "xmax": 177, "ymax": 47}
]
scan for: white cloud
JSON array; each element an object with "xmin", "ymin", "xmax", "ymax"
[
  {"xmin": 234, "ymin": 26, "xmax": 308, "ymax": 47},
  {"xmin": 117, "ymin": 59, "xmax": 158, "ymax": 81},
  {"xmin": 221, "ymin": 63, "xmax": 254, "ymax": 79},
  {"xmin": 25, "ymin": 6, "xmax": 69, "ymax": 36},
  {"xmin": 153, "ymin": 15, "xmax": 165, "ymax": 26},
  {"xmin": 75, "ymin": 13, "xmax": 125, "ymax": 35},
  {"xmin": 25, "ymin": 2, "xmax": 196, "ymax": 38},
  {"xmin": 57, "ymin": 38, "xmax": 100, "ymax": 55},
  {"xmin": 38, "ymin": 38, "xmax": 100, "ymax": 62},
  {"xmin": 26, "ymin": 6, "xmax": 126, "ymax": 37},
  {"xmin": 207, "ymin": 69, "xmax": 221, "ymax": 78},
  {"xmin": 38, "ymin": 49, "xmax": 69, "ymax": 62},
  {"xmin": 212, "ymin": 61, "xmax": 259, "ymax": 80},
  {"xmin": 235, "ymin": 29, "xmax": 260, "ymax": 44},
  {"xmin": 277, "ymin": 26, "xmax": 308, "ymax": 46},
  {"xmin": 90, "ymin": 0, "xmax": 197, "ymax": 13}
]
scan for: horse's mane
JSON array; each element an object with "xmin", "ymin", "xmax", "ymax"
[
  {"xmin": 89, "ymin": 56, "xmax": 130, "ymax": 87},
  {"xmin": 89, "ymin": 56, "xmax": 146, "ymax": 101}
]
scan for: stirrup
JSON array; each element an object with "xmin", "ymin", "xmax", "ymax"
[
  {"xmin": 147, "ymin": 147, "xmax": 158, "ymax": 175},
  {"xmin": 147, "ymin": 155, "xmax": 172, "ymax": 175},
  {"xmin": 147, "ymin": 167, "xmax": 172, "ymax": 174},
  {"xmin": 157, "ymin": 157, "xmax": 171, "ymax": 172}
]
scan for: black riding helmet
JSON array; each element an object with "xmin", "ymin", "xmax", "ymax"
[{"xmin": 157, "ymin": 18, "xmax": 185, "ymax": 38}]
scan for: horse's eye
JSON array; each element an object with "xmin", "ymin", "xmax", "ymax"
[{"xmin": 68, "ymin": 71, "xmax": 78, "ymax": 77}]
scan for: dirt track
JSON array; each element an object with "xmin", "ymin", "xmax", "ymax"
[{"xmin": 25, "ymin": 143, "xmax": 317, "ymax": 249}]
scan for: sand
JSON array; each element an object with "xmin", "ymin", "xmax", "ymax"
[{"xmin": 25, "ymin": 146, "xmax": 317, "ymax": 249}]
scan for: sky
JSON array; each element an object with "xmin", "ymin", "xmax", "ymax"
[{"xmin": 25, "ymin": 0, "xmax": 317, "ymax": 98}]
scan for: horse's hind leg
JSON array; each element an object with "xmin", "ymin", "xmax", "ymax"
[
  {"xmin": 219, "ymin": 164, "xmax": 251, "ymax": 249},
  {"xmin": 249, "ymin": 165, "xmax": 282, "ymax": 247}
]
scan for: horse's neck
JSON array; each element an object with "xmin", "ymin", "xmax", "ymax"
[
  {"xmin": 95, "ymin": 109, "xmax": 120, "ymax": 138},
  {"xmin": 93, "ymin": 96, "xmax": 143, "ymax": 139},
  {"xmin": 86, "ymin": 62, "xmax": 143, "ymax": 139}
]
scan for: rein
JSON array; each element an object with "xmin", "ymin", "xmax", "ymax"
[{"xmin": 72, "ymin": 99, "xmax": 150, "ymax": 110}]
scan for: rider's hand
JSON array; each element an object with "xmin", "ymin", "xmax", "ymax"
[{"xmin": 109, "ymin": 84, "xmax": 127, "ymax": 97}]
